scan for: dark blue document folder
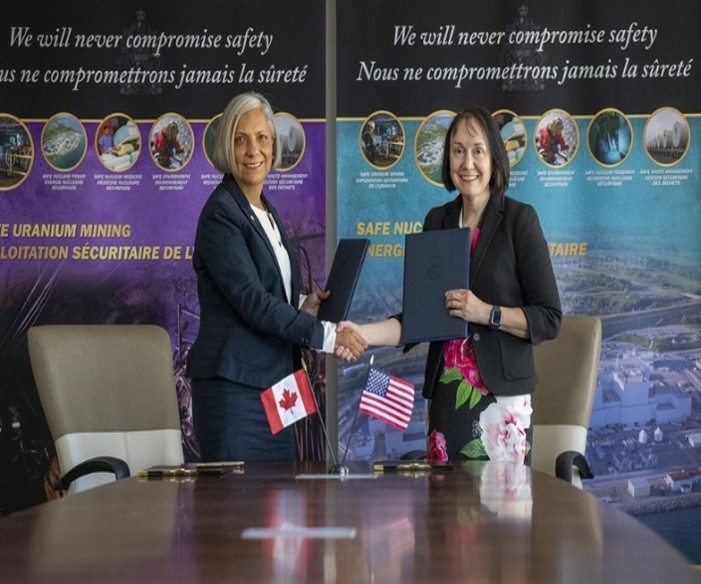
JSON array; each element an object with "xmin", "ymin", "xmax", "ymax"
[
  {"xmin": 317, "ymin": 238, "xmax": 369, "ymax": 322},
  {"xmin": 400, "ymin": 228, "xmax": 470, "ymax": 344}
]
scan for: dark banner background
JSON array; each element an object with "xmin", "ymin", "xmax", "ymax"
[
  {"xmin": 338, "ymin": 0, "xmax": 697, "ymax": 116},
  {"xmin": 3, "ymin": 1, "xmax": 325, "ymax": 118}
]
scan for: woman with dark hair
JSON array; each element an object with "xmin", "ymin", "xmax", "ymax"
[
  {"xmin": 340, "ymin": 105, "xmax": 561, "ymax": 463},
  {"xmin": 187, "ymin": 91, "xmax": 367, "ymax": 462}
]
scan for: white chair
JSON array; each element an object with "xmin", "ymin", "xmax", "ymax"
[
  {"xmin": 531, "ymin": 315, "xmax": 602, "ymax": 487},
  {"xmin": 28, "ymin": 324, "xmax": 184, "ymax": 493}
]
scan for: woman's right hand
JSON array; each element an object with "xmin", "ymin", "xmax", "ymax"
[{"xmin": 334, "ymin": 322, "xmax": 368, "ymax": 361}]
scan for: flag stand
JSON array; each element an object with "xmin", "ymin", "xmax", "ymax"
[
  {"xmin": 301, "ymin": 359, "xmax": 348, "ymax": 475},
  {"xmin": 337, "ymin": 355, "xmax": 374, "ymax": 472}
]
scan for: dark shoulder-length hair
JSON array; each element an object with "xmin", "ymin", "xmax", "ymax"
[
  {"xmin": 211, "ymin": 91, "xmax": 281, "ymax": 174},
  {"xmin": 440, "ymin": 105, "xmax": 510, "ymax": 198}
]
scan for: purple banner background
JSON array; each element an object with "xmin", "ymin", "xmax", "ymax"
[{"xmin": 0, "ymin": 1, "xmax": 326, "ymax": 514}]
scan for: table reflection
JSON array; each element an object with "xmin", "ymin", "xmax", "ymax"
[
  {"xmin": 1, "ymin": 461, "xmax": 693, "ymax": 584},
  {"xmin": 479, "ymin": 461, "xmax": 533, "ymax": 520}
]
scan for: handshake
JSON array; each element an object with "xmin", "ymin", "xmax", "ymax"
[
  {"xmin": 334, "ymin": 321, "xmax": 367, "ymax": 362},
  {"xmin": 302, "ymin": 291, "xmax": 392, "ymax": 363},
  {"xmin": 301, "ymin": 290, "xmax": 368, "ymax": 363}
]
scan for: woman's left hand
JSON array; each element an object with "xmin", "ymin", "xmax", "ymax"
[
  {"xmin": 445, "ymin": 289, "xmax": 489, "ymax": 324},
  {"xmin": 301, "ymin": 290, "xmax": 330, "ymax": 316}
]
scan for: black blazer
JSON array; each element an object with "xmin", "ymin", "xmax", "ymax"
[
  {"xmin": 419, "ymin": 193, "xmax": 562, "ymax": 399},
  {"xmin": 186, "ymin": 174, "xmax": 324, "ymax": 388}
]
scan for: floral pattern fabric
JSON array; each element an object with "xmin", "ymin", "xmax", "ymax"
[
  {"xmin": 476, "ymin": 394, "xmax": 532, "ymax": 463},
  {"xmin": 426, "ymin": 226, "xmax": 532, "ymax": 463},
  {"xmin": 428, "ymin": 352, "xmax": 533, "ymax": 463}
]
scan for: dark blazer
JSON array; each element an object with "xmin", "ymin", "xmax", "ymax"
[
  {"xmin": 419, "ymin": 193, "xmax": 562, "ymax": 399},
  {"xmin": 187, "ymin": 174, "xmax": 324, "ymax": 388}
]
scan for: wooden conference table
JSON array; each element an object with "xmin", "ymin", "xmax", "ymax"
[{"xmin": 0, "ymin": 461, "xmax": 697, "ymax": 583}]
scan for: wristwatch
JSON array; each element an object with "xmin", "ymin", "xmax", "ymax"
[{"xmin": 489, "ymin": 305, "xmax": 502, "ymax": 329}]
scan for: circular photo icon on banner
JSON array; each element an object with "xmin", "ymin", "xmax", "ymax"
[
  {"xmin": 149, "ymin": 113, "xmax": 194, "ymax": 172},
  {"xmin": 274, "ymin": 112, "xmax": 305, "ymax": 171},
  {"xmin": 360, "ymin": 110, "xmax": 405, "ymax": 170},
  {"xmin": 0, "ymin": 114, "xmax": 34, "ymax": 191},
  {"xmin": 415, "ymin": 110, "xmax": 455, "ymax": 187},
  {"xmin": 42, "ymin": 112, "xmax": 87, "ymax": 172},
  {"xmin": 643, "ymin": 107, "xmax": 690, "ymax": 167},
  {"xmin": 493, "ymin": 109, "xmax": 527, "ymax": 167},
  {"xmin": 96, "ymin": 114, "xmax": 141, "ymax": 173},
  {"xmin": 203, "ymin": 113, "xmax": 222, "ymax": 169},
  {"xmin": 587, "ymin": 108, "xmax": 633, "ymax": 167},
  {"xmin": 534, "ymin": 109, "xmax": 578, "ymax": 168}
]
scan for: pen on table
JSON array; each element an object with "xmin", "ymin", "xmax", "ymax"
[
  {"xmin": 138, "ymin": 467, "xmax": 198, "ymax": 477},
  {"xmin": 196, "ymin": 461, "xmax": 244, "ymax": 468},
  {"xmin": 373, "ymin": 462, "xmax": 432, "ymax": 472}
]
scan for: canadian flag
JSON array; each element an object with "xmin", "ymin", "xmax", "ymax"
[{"xmin": 260, "ymin": 369, "xmax": 317, "ymax": 434}]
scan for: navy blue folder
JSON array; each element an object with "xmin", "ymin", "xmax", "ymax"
[
  {"xmin": 317, "ymin": 238, "xmax": 370, "ymax": 322},
  {"xmin": 400, "ymin": 228, "xmax": 471, "ymax": 344}
]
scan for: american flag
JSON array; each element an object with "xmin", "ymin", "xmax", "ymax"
[{"xmin": 358, "ymin": 367, "xmax": 415, "ymax": 431}]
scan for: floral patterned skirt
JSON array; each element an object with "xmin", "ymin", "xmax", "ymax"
[{"xmin": 427, "ymin": 338, "xmax": 533, "ymax": 464}]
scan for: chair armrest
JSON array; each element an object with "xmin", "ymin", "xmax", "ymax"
[
  {"xmin": 54, "ymin": 456, "xmax": 131, "ymax": 493},
  {"xmin": 555, "ymin": 450, "xmax": 594, "ymax": 484}
]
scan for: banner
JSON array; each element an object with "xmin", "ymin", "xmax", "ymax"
[
  {"xmin": 336, "ymin": 0, "xmax": 700, "ymax": 562},
  {"xmin": 0, "ymin": 0, "xmax": 326, "ymax": 513}
]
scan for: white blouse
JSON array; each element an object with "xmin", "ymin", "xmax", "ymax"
[{"xmin": 251, "ymin": 204, "xmax": 335, "ymax": 352}]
